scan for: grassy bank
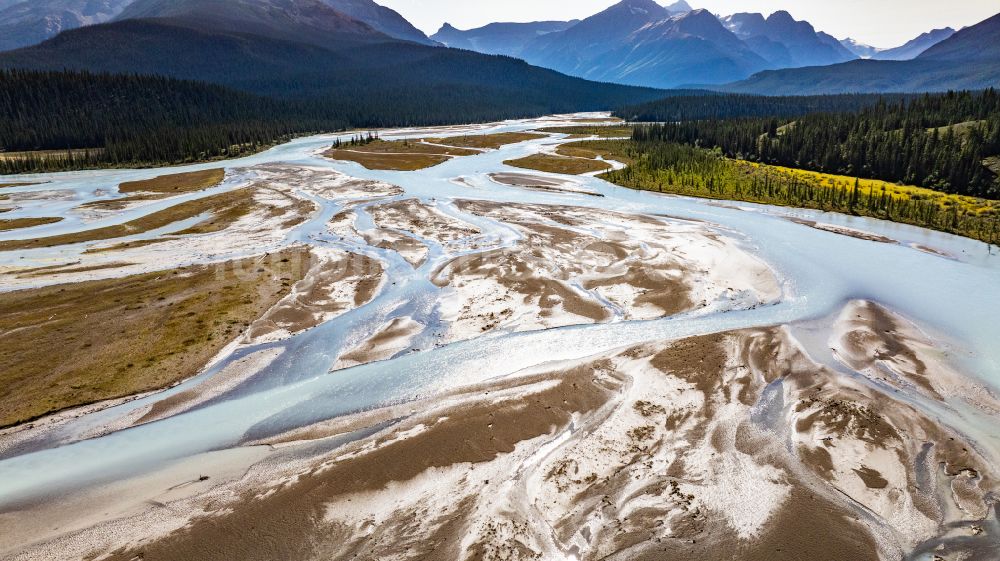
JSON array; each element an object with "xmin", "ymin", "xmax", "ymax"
[
  {"xmin": 578, "ymin": 140, "xmax": 1000, "ymax": 244},
  {"xmin": 0, "ymin": 249, "xmax": 311, "ymax": 427}
]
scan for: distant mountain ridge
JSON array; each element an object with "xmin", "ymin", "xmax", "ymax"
[
  {"xmin": 115, "ymin": 0, "xmax": 385, "ymax": 46},
  {"xmin": 515, "ymin": 2, "xmax": 772, "ymax": 88},
  {"xmin": 432, "ymin": 3, "xmax": 883, "ymax": 89},
  {"xmin": 0, "ymin": 0, "xmax": 134, "ymax": 52},
  {"xmin": 720, "ymin": 10, "xmax": 856, "ymax": 68},
  {"xmin": 431, "ymin": 20, "xmax": 578, "ymax": 57},
  {"xmin": 0, "ymin": 0, "xmax": 666, "ymax": 125},
  {"xmin": 721, "ymin": 12, "xmax": 1000, "ymax": 94},
  {"xmin": 871, "ymin": 27, "xmax": 955, "ymax": 60},
  {"xmin": 0, "ymin": 0, "xmax": 433, "ymax": 51},
  {"xmin": 842, "ymin": 28, "xmax": 956, "ymax": 60},
  {"xmin": 839, "ymin": 38, "xmax": 880, "ymax": 59},
  {"xmin": 316, "ymin": 0, "xmax": 434, "ymax": 44}
]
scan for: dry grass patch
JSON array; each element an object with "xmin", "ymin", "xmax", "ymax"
[
  {"xmin": 79, "ymin": 193, "xmax": 168, "ymax": 211},
  {"xmin": 428, "ymin": 132, "xmax": 545, "ymax": 150},
  {"xmin": 0, "ymin": 148, "xmax": 104, "ymax": 162},
  {"xmin": 567, "ymin": 116, "xmax": 624, "ymax": 123},
  {"xmin": 0, "ymin": 187, "xmax": 256, "ymax": 251},
  {"xmin": 537, "ymin": 126, "xmax": 632, "ymax": 139},
  {"xmin": 324, "ymin": 140, "xmax": 478, "ymax": 171},
  {"xmin": 0, "ymin": 182, "xmax": 38, "ymax": 189},
  {"xmin": 0, "ymin": 248, "xmax": 312, "ymax": 427},
  {"xmin": 0, "ymin": 216, "xmax": 63, "ymax": 231},
  {"xmin": 15, "ymin": 261, "xmax": 136, "ymax": 278},
  {"xmin": 84, "ymin": 239, "xmax": 169, "ymax": 254},
  {"xmin": 119, "ymin": 168, "xmax": 226, "ymax": 194},
  {"xmin": 504, "ymin": 154, "xmax": 612, "ymax": 175},
  {"xmin": 984, "ymin": 156, "xmax": 1000, "ymax": 176}
]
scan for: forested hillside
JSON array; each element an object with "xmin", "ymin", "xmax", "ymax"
[
  {"xmin": 0, "ymin": 70, "xmax": 351, "ymax": 172},
  {"xmin": 630, "ymin": 90, "xmax": 1000, "ymax": 197},
  {"xmin": 0, "ymin": 19, "xmax": 664, "ymax": 108},
  {"xmin": 615, "ymin": 92, "xmax": 918, "ymax": 121},
  {"xmin": 590, "ymin": 139, "xmax": 1000, "ymax": 244},
  {"xmin": 0, "ymin": 60, "xmax": 663, "ymax": 172}
]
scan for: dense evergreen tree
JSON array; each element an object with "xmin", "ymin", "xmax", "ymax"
[
  {"xmin": 0, "ymin": 66, "xmax": 659, "ymax": 173},
  {"xmin": 595, "ymin": 139, "xmax": 1000, "ymax": 244},
  {"xmin": 0, "ymin": 69, "xmax": 355, "ymax": 172},
  {"xmin": 628, "ymin": 90, "xmax": 1000, "ymax": 198},
  {"xmin": 615, "ymin": 93, "xmax": 918, "ymax": 121}
]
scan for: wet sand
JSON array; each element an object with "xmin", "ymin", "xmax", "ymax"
[{"xmin": 12, "ymin": 317, "xmax": 994, "ymax": 561}]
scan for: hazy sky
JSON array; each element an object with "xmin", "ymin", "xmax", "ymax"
[{"xmin": 378, "ymin": 0, "xmax": 1000, "ymax": 48}]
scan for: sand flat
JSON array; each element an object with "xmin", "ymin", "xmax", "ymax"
[
  {"xmin": 31, "ymin": 319, "xmax": 993, "ymax": 561},
  {"xmin": 3, "ymin": 115, "xmax": 999, "ymax": 561}
]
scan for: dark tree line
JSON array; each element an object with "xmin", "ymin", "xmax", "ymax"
[
  {"xmin": 599, "ymin": 140, "xmax": 1000, "ymax": 244},
  {"xmin": 614, "ymin": 92, "xmax": 919, "ymax": 122},
  {"xmin": 0, "ymin": 69, "xmax": 355, "ymax": 172},
  {"xmin": 630, "ymin": 90, "xmax": 1000, "ymax": 198},
  {"xmin": 0, "ymin": 64, "xmax": 664, "ymax": 173}
]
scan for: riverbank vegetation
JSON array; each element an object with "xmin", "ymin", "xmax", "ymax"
[
  {"xmin": 620, "ymin": 89, "xmax": 1000, "ymax": 198},
  {"xmin": 504, "ymin": 140, "xmax": 628, "ymax": 175},
  {"xmin": 0, "ymin": 187, "xmax": 257, "ymax": 251},
  {"xmin": 505, "ymin": 153, "xmax": 612, "ymax": 175},
  {"xmin": 0, "ymin": 70, "xmax": 357, "ymax": 174},
  {"xmin": 0, "ymin": 249, "xmax": 310, "ymax": 427},
  {"xmin": 0, "ymin": 65, "xmax": 661, "ymax": 175},
  {"xmin": 614, "ymin": 92, "xmax": 918, "ymax": 121},
  {"xmin": 584, "ymin": 139, "xmax": 1000, "ymax": 244},
  {"xmin": 537, "ymin": 125, "xmax": 632, "ymax": 138},
  {"xmin": 324, "ymin": 139, "xmax": 479, "ymax": 171},
  {"xmin": 424, "ymin": 132, "xmax": 545, "ymax": 149},
  {"xmin": 119, "ymin": 169, "xmax": 225, "ymax": 194},
  {"xmin": 325, "ymin": 132, "xmax": 549, "ymax": 171},
  {"xmin": 0, "ymin": 216, "xmax": 63, "ymax": 231}
]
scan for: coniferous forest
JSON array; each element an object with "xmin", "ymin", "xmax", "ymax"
[
  {"xmin": 587, "ymin": 139, "xmax": 1000, "ymax": 244},
  {"xmin": 0, "ymin": 70, "xmax": 356, "ymax": 172},
  {"xmin": 614, "ymin": 92, "xmax": 919, "ymax": 121},
  {"xmin": 625, "ymin": 90, "xmax": 1000, "ymax": 198},
  {"xmin": 0, "ymin": 66, "xmax": 661, "ymax": 173}
]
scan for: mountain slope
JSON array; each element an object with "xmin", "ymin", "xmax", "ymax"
[
  {"xmin": 430, "ymin": 21, "xmax": 577, "ymax": 57},
  {"xmin": 115, "ymin": 0, "xmax": 385, "ymax": 46},
  {"xmin": 318, "ymin": 0, "xmax": 434, "ymax": 44},
  {"xmin": 0, "ymin": 0, "xmax": 434, "ymax": 52},
  {"xmin": 721, "ymin": 10, "xmax": 856, "ymax": 68},
  {"xmin": 519, "ymin": 4, "xmax": 767, "ymax": 88},
  {"xmin": 0, "ymin": 0, "xmax": 133, "ymax": 52},
  {"xmin": 520, "ymin": 0, "xmax": 671, "ymax": 76},
  {"xmin": 0, "ymin": 69, "xmax": 352, "ymax": 169},
  {"xmin": 873, "ymin": 28, "xmax": 955, "ymax": 60},
  {"xmin": 721, "ymin": 12, "xmax": 1000, "ymax": 94},
  {"xmin": 663, "ymin": 0, "xmax": 693, "ymax": 14},
  {"xmin": 840, "ymin": 37, "xmax": 879, "ymax": 58},
  {"xmin": 917, "ymin": 14, "xmax": 1000, "ymax": 61},
  {"xmin": 0, "ymin": 17, "xmax": 666, "ymax": 122},
  {"xmin": 589, "ymin": 10, "xmax": 767, "ymax": 88}
]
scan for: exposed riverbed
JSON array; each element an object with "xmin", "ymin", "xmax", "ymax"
[{"xmin": 1, "ymin": 114, "xmax": 999, "ymax": 561}]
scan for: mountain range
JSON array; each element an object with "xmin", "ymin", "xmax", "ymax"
[
  {"xmin": 0, "ymin": 0, "xmax": 434, "ymax": 52},
  {"xmin": 430, "ymin": 21, "xmax": 578, "ymax": 57},
  {"xmin": 0, "ymin": 0, "xmax": 996, "ymax": 97},
  {"xmin": 430, "ymin": 1, "xmax": 902, "ymax": 89},
  {"xmin": 0, "ymin": 0, "xmax": 666, "ymax": 125},
  {"xmin": 720, "ymin": 11, "xmax": 856, "ymax": 68},
  {"xmin": 723, "ymin": 13, "xmax": 1000, "ymax": 95},
  {"xmin": 840, "ymin": 28, "xmax": 956, "ymax": 60},
  {"xmin": 0, "ymin": 0, "xmax": 134, "ymax": 52}
]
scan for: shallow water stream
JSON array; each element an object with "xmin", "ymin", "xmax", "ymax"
[{"xmin": 1, "ymin": 114, "xmax": 999, "ymax": 519}]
